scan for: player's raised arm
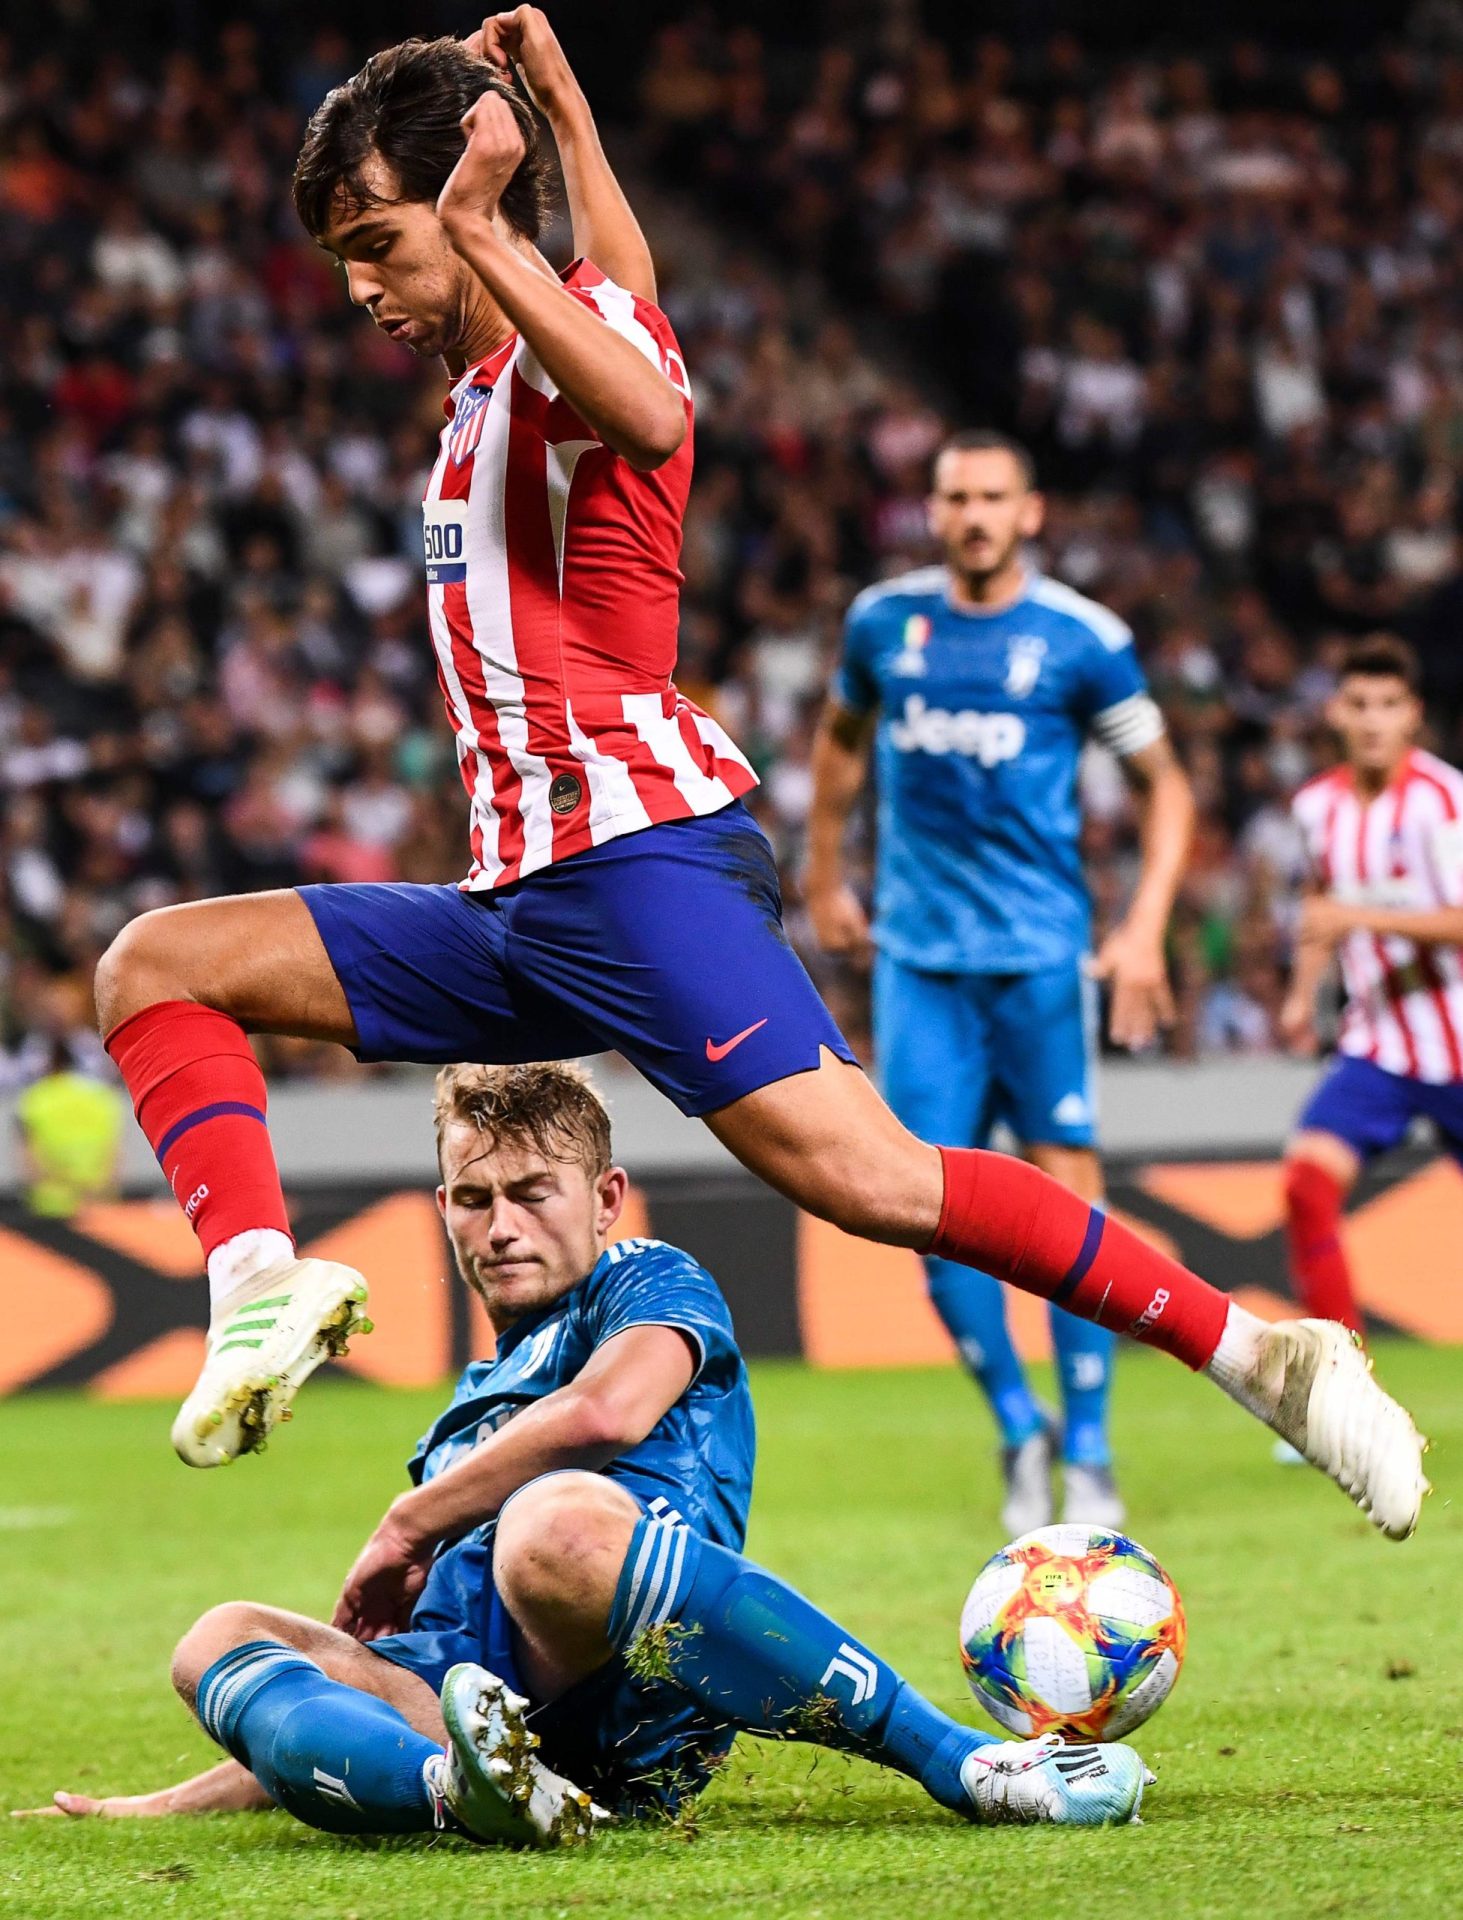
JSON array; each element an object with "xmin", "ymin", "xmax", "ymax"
[
  {"xmin": 435, "ymin": 92, "xmax": 685, "ymax": 470},
  {"xmin": 1089, "ymin": 734, "xmax": 1195, "ymax": 1052},
  {"xmin": 469, "ymin": 8, "xmax": 658, "ymax": 303},
  {"xmin": 332, "ymin": 1323, "xmax": 695, "ymax": 1641},
  {"xmin": 805, "ymin": 700, "xmax": 876, "ymax": 964}
]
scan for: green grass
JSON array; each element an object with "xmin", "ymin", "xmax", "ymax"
[{"xmin": 2, "ymin": 1346, "xmax": 1462, "ymax": 1919}]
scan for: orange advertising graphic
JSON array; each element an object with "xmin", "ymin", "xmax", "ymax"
[{"xmin": 0, "ymin": 1156, "xmax": 1457, "ymax": 1395}]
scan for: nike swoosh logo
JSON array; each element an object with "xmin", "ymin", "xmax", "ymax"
[{"xmin": 705, "ymin": 1018, "xmax": 769, "ymax": 1062}]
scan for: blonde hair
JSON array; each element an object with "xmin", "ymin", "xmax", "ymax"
[{"xmin": 433, "ymin": 1062, "xmax": 613, "ymax": 1178}]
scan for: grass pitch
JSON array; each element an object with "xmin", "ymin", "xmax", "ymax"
[{"xmin": 2, "ymin": 1345, "xmax": 1461, "ymax": 1920}]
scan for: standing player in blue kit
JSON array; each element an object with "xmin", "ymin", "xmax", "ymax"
[{"xmin": 807, "ymin": 432, "xmax": 1196, "ymax": 1533}]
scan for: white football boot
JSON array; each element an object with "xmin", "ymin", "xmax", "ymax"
[
  {"xmin": 171, "ymin": 1258, "xmax": 372, "ymax": 1467},
  {"xmin": 1241, "ymin": 1319, "xmax": 1428, "ymax": 1539},
  {"xmin": 999, "ymin": 1410, "xmax": 1060, "ymax": 1536},
  {"xmin": 437, "ymin": 1665, "xmax": 609, "ymax": 1847},
  {"xmin": 961, "ymin": 1734, "xmax": 1152, "ymax": 1826},
  {"xmin": 1061, "ymin": 1462, "xmax": 1127, "ymax": 1529}
]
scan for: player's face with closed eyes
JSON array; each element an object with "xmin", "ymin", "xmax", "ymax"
[
  {"xmin": 437, "ymin": 1123, "xmax": 628, "ymax": 1329},
  {"xmin": 1328, "ymin": 673, "xmax": 1420, "ymax": 777},
  {"xmin": 318, "ymin": 154, "xmax": 481, "ymax": 361},
  {"xmin": 928, "ymin": 449, "xmax": 1044, "ymax": 585}
]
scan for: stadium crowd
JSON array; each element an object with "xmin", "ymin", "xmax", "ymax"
[{"xmin": 2, "ymin": 18, "xmax": 1462, "ymax": 1085}]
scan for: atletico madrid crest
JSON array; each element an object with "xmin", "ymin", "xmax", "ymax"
[{"xmin": 449, "ymin": 385, "xmax": 493, "ymax": 466}]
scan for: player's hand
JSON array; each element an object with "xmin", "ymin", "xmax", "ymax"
[
  {"xmin": 332, "ymin": 1508, "xmax": 435, "ymax": 1642},
  {"xmin": 806, "ymin": 880, "xmax": 874, "ymax": 967},
  {"xmin": 1296, "ymin": 895, "xmax": 1353, "ymax": 949},
  {"xmin": 466, "ymin": 8, "xmax": 580, "ymax": 120},
  {"xmin": 1090, "ymin": 924, "xmax": 1175, "ymax": 1051},
  {"xmin": 436, "ymin": 90, "xmax": 528, "ymax": 231},
  {"xmin": 1279, "ymin": 987, "xmax": 1318, "ymax": 1055}
]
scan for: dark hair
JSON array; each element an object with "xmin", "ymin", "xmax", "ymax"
[
  {"xmin": 433, "ymin": 1062, "xmax": 613, "ymax": 1179},
  {"xmin": 1339, "ymin": 633, "xmax": 1420, "ymax": 694},
  {"xmin": 292, "ymin": 38, "xmax": 553, "ymax": 242},
  {"xmin": 933, "ymin": 429, "xmax": 1037, "ymax": 490}
]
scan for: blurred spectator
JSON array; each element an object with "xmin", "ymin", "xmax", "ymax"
[{"xmin": 13, "ymin": 1037, "xmax": 125, "ymax": 1217}]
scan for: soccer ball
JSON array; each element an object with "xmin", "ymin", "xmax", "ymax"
[{"xmin": 959, "ymin": 1523, "xmax": 1186, "ymax": 1741}]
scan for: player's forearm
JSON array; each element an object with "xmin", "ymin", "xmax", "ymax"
[
  {"xmin": 1288, "ymin": 929, "xmax": 1333, "ymax": 1005},
  {"xmin": 1334, "ymin": 905, "xmax": 1463, "ymax": 947},
  {"xmin": 386, "ymin": 1389, "xmax": 627, "ymax": 1552},
  {"xmin": 439, "ymin": 213, "xmax": 683, "ymax": 468},
  {"xmin": 552, "ymin": 98, "xmax": 657, "ymax": 302},
  {"xmin": 805, "ymin": 712, "xmax": 870, "ymax": 891},
  {"xmin": 1123, "ymin": 759, "xmax": 1195, "ymax": 939}
]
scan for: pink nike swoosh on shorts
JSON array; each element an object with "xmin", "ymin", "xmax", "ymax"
[{"xmin": 704, "ymin": 1018, "xmax": 769, "ymax": 1062}]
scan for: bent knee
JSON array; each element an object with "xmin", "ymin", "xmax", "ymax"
[
  {"xmin": 171, "ymin": 1600, "xmax": 288, "ymax": 1703},
  {"xmin": 1284, "ymin": 1132, "xmax": 1357, "ymax": 1202},
  {"xmin": 95, "ymin": 910, "xmax": 190, "ymax": 1031},
  {"xmin": 495, "ymin": 1476, "xmax": 639, "ymax": 1609}
]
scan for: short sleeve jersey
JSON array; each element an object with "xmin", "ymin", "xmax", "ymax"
[
  {"xmin": 835, "ymin": 566, "xmax": 1163, "ymax": 974},
  {"xmin": 409, "ymin": 1237, "xmax": 754, "ymax": 1549}
]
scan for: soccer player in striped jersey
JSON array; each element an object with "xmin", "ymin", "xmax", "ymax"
[
  {"xmin": 90, "ymin": 13, "xmax": 1426, "ymax": 1552},
  {"xmin": 808, "ymin": 433, "xmax": 1196, "ymax": 1534},
  {"xmin": 1281, "ymin": 634, "xmax": 1463, "ymax": 1335}
]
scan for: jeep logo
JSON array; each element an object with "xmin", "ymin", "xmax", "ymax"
[{"xmin": 888, "ymin": 696, "xmax": 1026, "ymax": 765}]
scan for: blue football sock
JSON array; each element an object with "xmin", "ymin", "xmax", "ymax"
[
  {"xmin": 925, "ymin": 1254, "xmax": 1044, "ymax": 1446},
  {"xmin": 608, "ymin": 1516, "xmax": 992, "ymax": 1812},
  {"xmin": 194, "ymin": 1641, "xmax": 441, "ymax": 1834},
  {"xmin": 1049, "ymin": 1304, "xmax": 1116, "ymax": 1467}
]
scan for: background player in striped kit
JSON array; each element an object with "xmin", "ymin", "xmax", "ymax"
[
  {"xmin": 807, "ymin": 433, "xmax": 1196, "ymax": 1533},
  {"xmin": 1281, "ymin": 634, "xmax": 1463, "ymax": 1337}
]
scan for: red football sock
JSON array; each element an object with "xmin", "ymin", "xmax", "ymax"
[
  {"xmin": 930, "ymin": 1148, "xmax": 1230, "ymax": 1370},
  {"xmin": 1283, "ymin": 1160, "xmax": 1362, "ymax": 1334},
  {"xmin": 105, "ymin": 1001, "xmax": 293, "ymax": 1262}
]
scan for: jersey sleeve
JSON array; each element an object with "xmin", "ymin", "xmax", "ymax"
[
  {"xmin": 552, "ymin": 270, "xmax": 694, "ymax": 437},
  {"xmin": 833, "ymin": 592, "xmax": 883, "ymax": 715},
  {"xmin": 1072, "ymin": 619, "xmax": 1166, "ymax": 758},
  {"xmin": 580, "ymin": 1242, "xmax": 741, "ymax": 1387},
  {"xmin": 1428, "ymin": 817, "xmax": 1463, "ymax": 907}
]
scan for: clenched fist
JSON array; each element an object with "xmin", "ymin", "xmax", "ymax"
[{"xmin": 436, "ymin": 90, "xmax": 528, "ymax": 230}]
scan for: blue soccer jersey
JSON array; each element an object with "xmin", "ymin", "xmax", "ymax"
[
  {"xmin": 836, "ymin": 566, "xmax": 1162, "ymax": 974},
  {"xmin": 409, "ymin": 1237, "xmax": 755, "ymax": 1550}
]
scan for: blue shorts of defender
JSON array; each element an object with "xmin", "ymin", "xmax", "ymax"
[
  {"xmin": 1298, "ymin": 1054, "xmax": 1463, "ymax": 1164},
  {"xmin": 370, "ymin": 1507, "xmax": 732, "ymax": 1817},
  {"xmin": 300, "ymin": 801, "xmax": 854, "ymax": 1117},
  {"xmin": 873, "ymin": 953, "xmax": 1097, "ymax": 1149}
]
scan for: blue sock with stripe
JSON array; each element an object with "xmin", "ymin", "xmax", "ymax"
[
  {"xmin": 1050, "ymin": 1304, "xmax": 1116, "ymax": 1466},
  {"xmin": 607, "ymin": 1517, "xmax": 992, "ymax": 1811},
  {"xmin": 194, "ymin": 1641, "xmax": 440, "ymax": 1834},
  {"xmin": 925, "ymin": 1255, "xmax": 1045, "ymax": 1446}
]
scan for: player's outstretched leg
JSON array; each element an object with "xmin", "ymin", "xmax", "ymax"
[
  {"xmin": 95, "ymin": 893, "xmax": 372, "ymax": 1466},
  {"xmin": 1050, "ymin": 1306, "xmax": 1124, "ymax": 1527},
  {"xmin": 926, "ymin": 1256, "xmax": 1059, "ymax": 1534},
  {"xmin": 605, "ymin": 1511, "xmax": 1150, "ymax": 1827},
  {"xmin": 707, "ymin": 1060, "xmax": 1429, "ymax": 1540}
]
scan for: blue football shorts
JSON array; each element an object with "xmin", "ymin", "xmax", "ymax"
[
  {"xmin": 873, "ymin": 952, "xmax": 1098, "ymax": 1150},
  {"xmin": 300, "ymin": 800, "xmax": 855, "ymax": 1116},
  {"xmin": 369, "ymin": 1503, "xmax": 733, "ymax": 1816},
  {"xmin": 1298, "ymin": 1053, "xmax": 1463, "ymax": 1164}
]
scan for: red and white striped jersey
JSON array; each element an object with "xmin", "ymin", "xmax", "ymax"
[
  {"xmin": 422, "ymin": 258, "xmax": 755, "ymax": 889},
  {"xmin": 1292, "ymin": 749, "xmax": 1463, "ymax": 1082}
]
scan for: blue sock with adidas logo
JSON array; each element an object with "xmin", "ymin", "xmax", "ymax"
[
  {"xmin": 607, "ymin": 1517, "xmax": 993, "ymax": 1811},
  {"xmin": 193, "ymin": 1641, "xmax": 440, "ymax": 1834}
]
